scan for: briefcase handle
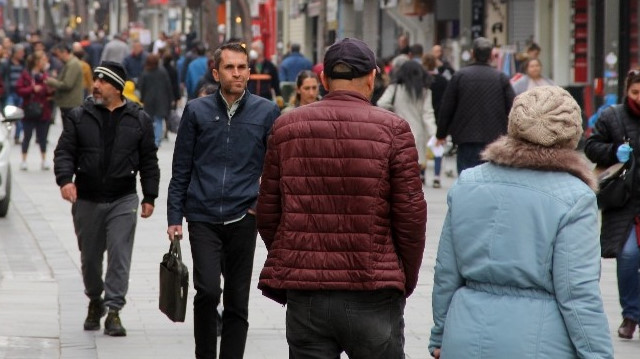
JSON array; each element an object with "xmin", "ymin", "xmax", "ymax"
[{"xmin": 169, "ymin": 235, "xmax": 183, "ymax": 261}]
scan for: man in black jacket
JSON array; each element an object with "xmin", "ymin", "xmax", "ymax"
[
  {"xmin": 436, "ymin": 37, "xmax": 515, "ymax": 174},
  {"xmin": 167, "ymin": 42, "xmax": 279, "ymax": 358},
  {"xmin": 53, "ymin": 61, "xmax": 159, "ymax": 337}
]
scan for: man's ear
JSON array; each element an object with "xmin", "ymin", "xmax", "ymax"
[
  {"xmin": 212, "ymin": 68, "xmax": 219, "ymax": 82},
  {"xmin": 320, "ymin": 71, "xmax": 329, "ymax": 92},
  {"xmin": 366, "ymin": 70, "xmax": 376, "ymax": 90}
]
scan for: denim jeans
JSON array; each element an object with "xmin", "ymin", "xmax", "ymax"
[
  {"xmin": 153, "ymin": 115, "xmax": 164, "ymax": 148},
  {"xmin": 456, "ymin": 142, "xmax": 487, "ymax": 175},
  {"xmin": 286, "ymin": 289, "xmax": 406, "ymax": 359},
  {"xmin": 188, "ymin": 216, "xmax": 257, "ymax": 359},
  {"xmin": 434, "ymin": 156, "xmax": 442, "ymax": 177},
  {"xmin": 617, "ymin": 227, "xmax": 640, "ymax": 321}
]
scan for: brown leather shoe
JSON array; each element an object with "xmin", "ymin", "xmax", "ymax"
[{"xmin": 618, "ymin": 318, "xmax": 638, "ymax": 339}]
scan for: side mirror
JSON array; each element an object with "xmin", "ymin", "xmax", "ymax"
[{"xmin": 2, "ymin": 105, "xmax": 24, "ymax": 122}]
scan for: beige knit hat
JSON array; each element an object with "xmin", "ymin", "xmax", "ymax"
[{"xmin": 508, "ymin": 86, "xmax": 583, "ymax": 148}]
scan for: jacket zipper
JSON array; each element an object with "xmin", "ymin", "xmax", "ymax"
[
  {"xmin": 104, "ymin": 111, "xmax": 120, "ymax": 182},
  {"xmin": 220, "ymin": 115, "xmax": 231, "ymax": 216}
]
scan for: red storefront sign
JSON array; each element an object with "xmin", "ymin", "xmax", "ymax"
[
  {"xmin": 251, "ymin": 0, "xmax": 277, "ymax": 60},
  {"xmin": 573, "ymin": 0, "xmax": 588, "ymax": 83}
]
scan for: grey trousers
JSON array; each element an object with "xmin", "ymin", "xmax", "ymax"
[{"xmin": 72, "ymin": 193, "xmax": 139, "ymax": 309}]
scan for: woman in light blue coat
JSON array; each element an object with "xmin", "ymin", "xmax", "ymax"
[{"xmin": 429, "ymin": 86, "xmax": 613, "ymax": 358}]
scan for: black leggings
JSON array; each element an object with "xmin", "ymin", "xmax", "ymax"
[{"xmin": 21, "ymin": 120, "xmax": 50, "ymax": 154}]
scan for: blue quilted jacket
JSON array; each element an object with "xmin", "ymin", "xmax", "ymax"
[{"xmin": 429, "ymin": 158, "xmax": 613, "ymax": 358}]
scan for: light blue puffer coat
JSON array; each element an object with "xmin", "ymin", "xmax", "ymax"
[{"xmin": 429, "ymin": 139, "xmax": 613, "ymax": 358}]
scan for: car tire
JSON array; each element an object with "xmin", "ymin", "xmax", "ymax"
[{"xmin": 0, "ymin": 165, "xmax": 11, "ymax": 217}]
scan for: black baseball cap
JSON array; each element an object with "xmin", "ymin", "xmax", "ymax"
[{"xmin": 323, "ymin": 38, "xmax": 379, "ymax": 80}]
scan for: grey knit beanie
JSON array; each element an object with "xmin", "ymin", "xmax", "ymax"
[{"xmin": 508, "ymin": 86, "xmax": 583, "ymax": 148}]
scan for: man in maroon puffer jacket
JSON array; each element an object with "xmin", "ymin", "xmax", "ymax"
[{"xmin": 257, "ymin": 38, "xmax": 427, "ymax": 358}]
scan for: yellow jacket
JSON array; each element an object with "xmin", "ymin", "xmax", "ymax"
[{"xmin": 123, "ymin": 80, "xmax": 142, "ymax": 105}]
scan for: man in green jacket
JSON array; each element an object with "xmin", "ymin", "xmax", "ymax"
[{"xmin": 45, "ymin": 43, "xmax": 85, "ymax": 124}]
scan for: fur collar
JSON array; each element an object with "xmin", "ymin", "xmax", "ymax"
[{"xmin": 481, "ymin": 136, "xmax": 597, "ymax": 191}]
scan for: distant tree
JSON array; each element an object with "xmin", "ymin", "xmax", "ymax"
[{"xmin": 202, "ymin": 1, "xmax": 219, "ymax": 51}]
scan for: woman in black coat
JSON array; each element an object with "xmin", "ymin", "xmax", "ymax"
[
  {"xmin": 584, "ymin": 69, "xmax": 640, "ymax": 340},
  {"xmin": 138, "ymin": 53, "xmax": 173, "ymax": 147}
]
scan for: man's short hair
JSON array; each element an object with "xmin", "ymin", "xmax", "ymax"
[
  {"xmin": 472, "ymin": 37, "xmax": 493, "ymax": 63},
  {"xmin": 213, "ymin": 42, "xmax": 248, "ymax": 70},
  {"xmin": 527, "ymin": 42, "xmax": 541, "ymax": 53},
  {"xmin": 53, "ymin": 42, "xmax": 71, "ymax": 54},
  {"xmin": 323, "ymin": 38, "xmax": 379, "ymax": 80},
  {"xmin": 410, "ymin": 44, "xmax": 424, "ymax": 57},
  {"xmin": 291, "ymin": 43, "xmax": 301, "ymax": 53}
]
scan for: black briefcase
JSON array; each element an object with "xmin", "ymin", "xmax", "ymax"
[{"xmin": 159, "ymin": 238, "xmax": 189, "ymax": 322}]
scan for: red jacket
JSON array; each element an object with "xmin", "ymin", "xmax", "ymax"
[
  {"xmin": 257, "ymin": 90, "xmax": 427, "ymax": 304},
  {"xmin": 16, "ymin": 70, "xmax": 54, "ymax": 121}
]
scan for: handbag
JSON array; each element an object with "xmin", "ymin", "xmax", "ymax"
[
  {"xmin": 159, "ymin": 237, "xmax": 189, "ymax": 322},
  {"xmin": 167, "ymin": 110, "xmax": 180, "ymax": 134},
  {"xmin": 24, "ymin": 101, "xmax": 43, "ymax": 120},
  {"xmin": 596, "ymin": 105, "xmax": 635, "ymax": 211},
  {"xmin": 388, "ymin": 84, "xmax": 397, "ymax": 112},
  {"xmin": 597, "ymin": 155, "xmax": 634, "ymax": 210}
]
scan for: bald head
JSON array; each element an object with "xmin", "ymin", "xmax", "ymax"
[
  {"xmin": 72, "ymin": 42, "xmax": 83, "ymax": 53},
  {"xmin": 320, "ymin": 64, "xmax": 376, "ymax": 100},
  {"xmin": 432, "ymin": 45, "xmax": 442, "ymax": 59}
]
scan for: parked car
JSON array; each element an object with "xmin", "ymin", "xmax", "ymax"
[{"xmin": 0, "ymin": 105, "xmax": 25, "ymax": 217}]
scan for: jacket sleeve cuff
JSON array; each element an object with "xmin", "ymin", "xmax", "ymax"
[
  {"xmin": 141, "ymin": 196, "xmax": 155, "ymax": 206},
  {"xmin": 57, "ymin": 177, "xmax": 73, "ymax": 187}
]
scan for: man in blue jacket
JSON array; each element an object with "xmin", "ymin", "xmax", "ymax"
[
  {"xmin": 167, "ymin": 42, "xmax": 280, "ymax": 359},
  {"xmin": 278, "ymin": 43, "xmax": 312, "ymax": 82}
]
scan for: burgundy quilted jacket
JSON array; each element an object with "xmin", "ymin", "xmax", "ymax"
[{"xmin": 257, "ymin": 90, "xmax": 427, "ymax": 304}]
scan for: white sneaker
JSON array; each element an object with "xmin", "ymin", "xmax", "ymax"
[
  {"xmin": 20, "ymin": 162, "xmax": 28, "ymax": 171},
  {"xmin": 41, "ymin": 160, "xmax": 52, "ymax": 171}
]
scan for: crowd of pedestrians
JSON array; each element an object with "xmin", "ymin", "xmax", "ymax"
[{"xmin": 0, "ymin": 23, "xmax": 631, "ymax": 358}]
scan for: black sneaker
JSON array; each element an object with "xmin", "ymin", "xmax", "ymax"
[
  {"xmin": 104, "ymin": 308, "xmax": 127, "ymax": 336},
  {"xmin": 433, "ymin": 179, "xmax": 441, "ymax": 188},
  {"xmin": 84, "ymin": 298, "xmax": 106, "ymax": 331}
]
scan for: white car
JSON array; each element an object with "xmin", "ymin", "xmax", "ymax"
[{"xmin": 0, "ymin": 105, "xmax": 25, "ymax": 217}]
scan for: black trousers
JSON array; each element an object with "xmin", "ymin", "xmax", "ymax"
[
  {"xmin": 456, "ymin": 142, "xmax": 487, "ymax": 175},
  {"xmin": 286, "ymin": 289, "xmax": 406, "ymax": 359},
  {"xmin": 188, "ymin": 215, "xmax": 257, "ymax": 359}
]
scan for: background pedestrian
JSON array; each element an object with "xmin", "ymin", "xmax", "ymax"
[
  {"xmin": 15, "ymin": 50, "xmax": 54, "ymax": 171},
  {"xmin": 435, "ymin": 37, "xmax": 515, "ymax": 174},
  {"xmin": 511, "ymin": 58, "xmax": 554, "ymax": 95},
  {"xmin": 138, "ymin": 53, "xmax": 173, "ymax": 147},
  {"xmin": 377, "ymin": 60, "xmax": 435, "ymax": 184},
  {"xmin": 45, "ymin": 43, "xmax": 84, "ymax": 122},
  {"xmin": 584, "ymin": 68, "xmax": 640, "ymax": 340},
  {"xmin": 281, "ymin": 69, "xmax": 319, "ymax": 114}
]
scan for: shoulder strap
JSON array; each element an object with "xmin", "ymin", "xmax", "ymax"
[
  {"xmin": 391, "ymin": 84, "xmax": 397, "ymax": 106},
  {"xmin": 611, "ymin": 105, "xmax": 630, "ymax": 145}
]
